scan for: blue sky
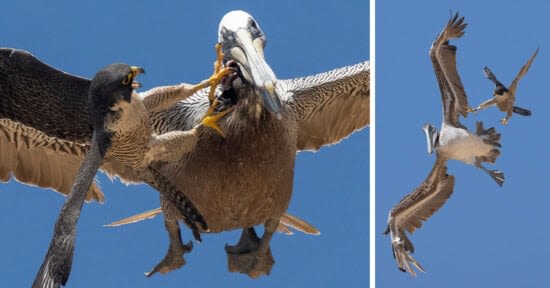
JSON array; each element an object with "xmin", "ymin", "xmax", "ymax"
[
  {"xmin": 0, "ymin": 1, "xmax": 368, "ymax": 287},
  {"xmin": 377, "ymin": 0, "xmax": 547, "ymax": 287}
]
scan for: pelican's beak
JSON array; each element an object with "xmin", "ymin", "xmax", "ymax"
[
  {"xmin": 422, "ymin": 124, "xmax": 438, "ymax": 154},
  {"xmin": 227, "ymin": 29, "xmax": 282, "ymax": 117}
]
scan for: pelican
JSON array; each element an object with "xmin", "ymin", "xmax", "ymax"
[
  {"xmin": 470, "ymin": 48, "xmax": 538, "ymax": 124},
  {"xmin": 0, "ymin": 10, "xmax": 369, "ymax": 278},
  {"xmin": 145, "ymin": 10, "xmax": 369, "ymax": 277},
  {"xmin": 385, "ymin": 13, "xmax": 503, "ymax": 276}
]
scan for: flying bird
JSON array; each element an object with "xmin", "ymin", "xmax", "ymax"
[
  {"xmin": 0, "ymin": 48, "xmax": 236, "ymax": 286},
  {"xmin": 144, "ymin": 10, "xmax": 369, "ymax": 278},
  {"xmin": 0, "ymin": 9, "xmax": 369, "ymax": 279},
  {"xmin": 470, "ymin": 48, "xmax": 538, "ymax": 124},
  {"xmin": 30, "ymin": 62, "xmax": 232, "ymax": 288},
  {"xmin": 385, "ymin": 13, "xmax": 503, "ymax": 277}
]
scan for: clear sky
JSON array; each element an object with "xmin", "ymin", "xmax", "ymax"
[
  {"xmin": 377, "ymin": 0, "xmax": 547, "ymax": 287},
  {"xmin": 0, "ymin": 1, "xmax": 368, "ymax": 287}
]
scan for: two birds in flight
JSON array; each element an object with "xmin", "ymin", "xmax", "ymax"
[
  {"xmin": 385, "ymin": 13, "xmax": 538, "ymax": 276},
  {"xmin": 0, "ymin": 8, "xmax": 538, "ymax": 286},
  {"xmin": 0, "ymin": 10, "xmax": 370, "ymax": 287}
]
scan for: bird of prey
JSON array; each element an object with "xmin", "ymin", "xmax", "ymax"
[
  {"xmin": 1, "ymin": 47, "xmax": 238, "ymax": 286},
  {"xmin": 385, "ymin": 13, "xmax": 503, "ymax": 276},
  {"xmin": 30, "ymin": 61, "xmax": 237, "ymax": 288},
  {"xmin": 470, "ymin": 48, "xmax": 538, "ymax": 124},
  {"xmin": 0, "ymin": 9, "xmax": 369, "ymax": 279}
]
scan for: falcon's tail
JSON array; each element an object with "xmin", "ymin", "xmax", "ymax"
[{"xmin": 513, "ymin": 106, "xmax": 532, "ymax": 116}]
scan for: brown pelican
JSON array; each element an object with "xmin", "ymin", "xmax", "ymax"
[
  {"xmin": 0, "ymin": 10, "xmax": 369, "ymax": 279},
  {"xmin": 470, "ymin": 48, "xmax": 538, "ymax": 124},
  {"xmin": 385, "ymin": 13, "xmax": 503, "ymax": 277},
  {"xmin": 146, "ymin": 10, "xmax": 369, "ymax": 278}
]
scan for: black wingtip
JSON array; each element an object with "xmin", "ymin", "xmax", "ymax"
[{"xmin": 32, "ymin": 235, "xmax": 75, "ymax": 288}]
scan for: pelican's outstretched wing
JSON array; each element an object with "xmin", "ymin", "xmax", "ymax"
[
  {"xmin": 0, "ymin": 48, "xmax": 103, "ymax": 201},
  {"xmin": 279, "ymin": 61, "xmax": 370, "ymax": 151},
  {"xmin": 508, "ymin": 48, "xmax": 539, "ymax": 96},
  {"xmin": 429, "ymin": 13, "xmax": 469, "ymax": 127},
  {"xmin": 384, "ymin": 157, "xmax": 455, "ymax": 276}
]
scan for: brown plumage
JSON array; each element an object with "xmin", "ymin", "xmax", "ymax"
[
  {"xmin": 0, "ymin": 10, "xmax": 369, "ymax": 279},
  {"xmin": 385, "ymin": 12, "xmax": 504, "ymax": 277},
  {"xmin": 472, "ymin": 48, "xmax": 538, "ymax": 124},
  {"xmin": 384, "ymin": 157, "xmax": 454, "ymax": 276},
  {"xmin": 31, "ymin": 63, "xmax": 210, "ymax": 288}
]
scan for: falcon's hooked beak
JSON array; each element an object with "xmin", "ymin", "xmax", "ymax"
[
  {"xmin": 129, "ymin": 66, "xmax": 145, "ymax": 89},
  {"xmin": 218, "ymin": 10, "xmax": 282, "ymax": 118},
  {"xmin": 422, "ymin": 124, "xmax": 438, "ymax": 154}
]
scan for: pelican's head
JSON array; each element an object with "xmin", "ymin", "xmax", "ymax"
[
  {"xmin": 422, "ymin": 123, "xmax": 438, "ymax": 154},
  {"xmin": 218, "ymin": 10, "xmax": 281, "ymax": 117}
]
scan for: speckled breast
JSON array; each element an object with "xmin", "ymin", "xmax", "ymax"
[{"xmin": 106, "ymin": 97, "xmax": 151, "ymax": 169}]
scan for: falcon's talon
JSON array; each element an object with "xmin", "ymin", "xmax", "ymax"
[
  {"xmin": 202, "ymin": 105, "xmax": 234, "ymax": 138},
  {"xmin": 207, "ymin": 67, "xmax": 233, "ymax": 103},
  {"xmin": 199, "ymin": 42, "xmax": 234, "ymax": 136}
]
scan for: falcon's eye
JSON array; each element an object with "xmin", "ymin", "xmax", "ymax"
[{"xmin": 122, "ymin": 73, "xmax": 133, "ymax": 85}]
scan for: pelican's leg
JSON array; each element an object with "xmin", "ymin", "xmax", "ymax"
[
  {"xmin": 474, "ymin": 156, "xmax": 505, "ymax": 187},
  {"xmin": 469, "ymin": 97, "xmax": 497, "ymax": 113},
  {"xmin": 145, "ymin": 199, "xmax": 193, "ymax": 277},
  {"xmin": 225, "ymin": 219, "xmax": 278, "ymax": 278},
  {"xmin": 474, "ymin": 122, "xmax": 504, "ymax": 186}
]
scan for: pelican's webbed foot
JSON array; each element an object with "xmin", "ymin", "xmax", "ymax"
[
  {"xmin": 474, "ymin": 156, "xmax": 505, "ymax": 187},
  {"xmin": 145, "ymin": 217, "xmax": 193, "ymax": 277},
  {"xmin": 225, "ymin": 219, "xmax": 278, "ymax": 278}
]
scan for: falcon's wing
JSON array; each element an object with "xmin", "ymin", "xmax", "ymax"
[{"xmin": 0, "ymin": 48, "xmax": 103, "ymax": 201}]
